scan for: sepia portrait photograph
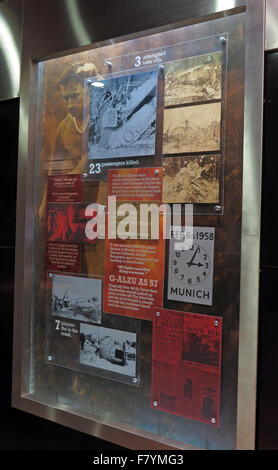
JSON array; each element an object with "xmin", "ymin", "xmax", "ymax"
[
  {"xmin": 87, "ymin": 70, "xmax": 158, "ymax": 159},
  {"xmin": 163, "ymin": 102, "xmax": 221, "ymax": 154},
  {"xmin": 164, "ymin": 51, "xmax": 222, "ymax": 106},
  {"xmin": 80, "ymin": 324, "xmax": 137, "ymax": 376},
  {"xmin": 51, "ymin": 274, "xmax": 102, "ymax": 324},
  {"xmin": 162, "ymin": 154, "xmax": 220, "ymax": 204}
]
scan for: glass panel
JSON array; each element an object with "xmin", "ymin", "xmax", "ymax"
[{"xmin": 46, "ymin": 272, "xmax": 140, "ymax": 386}]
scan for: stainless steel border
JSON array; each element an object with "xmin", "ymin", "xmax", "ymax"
[
  {"xmin": 12, "ymin": 393, "xmax": 198, "ymax": 450},
  {"xmin": 12, "ymin": 0, "xmax": 265, "ymax": 450},
  {"xmin": 236, "ymin": 0, "xmax": 265, "ymax": 450},
  {"xmin": 0, "ymin": 0, "xmax": 22, "ymax": 101}
]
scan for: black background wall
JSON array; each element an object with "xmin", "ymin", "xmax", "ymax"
[
  {"xmin": 256, "ymin": 51, "xmax": 278, "ymax": 451},
  {"xmin": 0, "ymin": 98, "xmax": 18, "ymax": 449}
]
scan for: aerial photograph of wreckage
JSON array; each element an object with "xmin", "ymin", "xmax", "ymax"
[{"xmin": 87, "ymin": 70, "xmax": 158, "ymax": 159}]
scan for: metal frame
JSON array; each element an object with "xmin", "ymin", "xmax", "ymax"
[
  {"xmin": 0, "ymin": 0, "xmax": 22, "ymax": 101},
  {"xmin": 12, "ymin": 0, "xmax": 265, "ymax": 450},
  {"xmin": 236, "ymin": 0, "xmax": 265, "ymax": 450},
  {"xmin": 265, "ymin": 0, "xmax": 278, "ymax": 52}
]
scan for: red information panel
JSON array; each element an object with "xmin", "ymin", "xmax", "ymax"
[
  {"xmin": 108, "ymin": 167, "xmax": 162, "ymax": 202},
  {"xmin": 47, "ymin": 174, "xmax": 82, "ymax": 203},
  {"xmin": 151, "ymin": 308, "xmax": 222, "ymax": 426},
  {"xmin": 46, "ymin": 242, "xmax": 81, "ymax": 274},
  {"xmin": 47, "ymin": 203, "xmax": 97, "ymax": 244},
  {"xmin": 103, "ymin": 230, "xmax": 165, "ymax": 321},
  {"xmin": 103, "ymin": 167, "xmax": 164, "ymax": 320}
]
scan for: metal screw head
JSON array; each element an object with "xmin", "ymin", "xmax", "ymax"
[
  {"xmin": 214, "ymin": 320, "xmax": 219, "ymax": 327},
  {"xmin": 47, "ymin": 355, "xmax": 53, "ymax": 361},
  {"xmin": 215, "ymin": 205, "xmax": 221, "ymax": 212},
  {"xmin": 48, "ymin": 273, "xmax": 53, "ymax": 279},
  {"xmin": 153, "ymin": 401, "xmax": 158, "ymax": 407},
  {"xmin": 132, "ymin": 377, "xmax": 138, "ymax": 384},
  {"xmin": 156, "ymin": 311, "xmax": 160, "ymax": 317},
  {"xmin": 154, "ymin": 169, "xmax": 159, "ymax": 176},
  {"xmin": 211, "ymin": 418, "xmax": 216, "ymax": 424},
  {"xmin": 219, "ymin": 36, "xmax": 226, "ymax": 45}
]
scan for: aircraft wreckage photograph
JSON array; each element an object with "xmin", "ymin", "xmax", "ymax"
[{"xmin": 87, "ymin": 70, "xmax": 158, "ymax": 159}]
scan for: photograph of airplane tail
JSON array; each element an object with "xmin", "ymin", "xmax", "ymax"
[{"xmin": 80, "ymin": 324, "xmax": 137, "ymax": 377}]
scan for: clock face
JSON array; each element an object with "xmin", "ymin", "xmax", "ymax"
[{"xmin": 171, "ymin": 244, "xmax": 211, "ymax": 287}]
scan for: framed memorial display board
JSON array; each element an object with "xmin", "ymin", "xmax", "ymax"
[{"xmin": 12, "ymin": 0, "xmax": 264, "ymax": 450}]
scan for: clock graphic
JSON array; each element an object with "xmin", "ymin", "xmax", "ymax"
[{"xmin": 171, "ymin": 244, "xmax": 211, "ymax": 287}]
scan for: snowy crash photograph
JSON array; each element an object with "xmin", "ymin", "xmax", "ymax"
[{"xmin": 51, "ymin": 274, "xmax": 102, "ymax": 324}]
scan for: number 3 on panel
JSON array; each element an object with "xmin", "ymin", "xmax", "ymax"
[{"xmin": 134, "ymin": 56, "xmax": 141, "ymax": 67}]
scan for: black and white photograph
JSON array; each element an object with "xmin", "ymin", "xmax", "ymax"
[
  {"xmin": 51, "ymin": 274, "xmax": 102, "ymax": 324},
  {"xmin": 80, "ymin": 324, "xmax": 137, "ymax": 376},
  {"xmin": 87, "ymin": 70, "xmax": 158, "ymax": 159}
]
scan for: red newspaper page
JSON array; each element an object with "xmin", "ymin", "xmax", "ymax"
[{"xmin": 151, "ymin": 308, "xmax": 222, "ymax": 426}]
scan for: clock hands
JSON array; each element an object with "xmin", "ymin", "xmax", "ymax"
[{"xmin": 187, "ymin": 246, "xmax": 203, "ymax": 268}]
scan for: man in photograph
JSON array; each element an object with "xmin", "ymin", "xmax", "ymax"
[
  {"xmin": 50, "ymin": 61, "xmax": 98, "ymax": 174},
  {"xmin": 39, "ymin": 62, "xmax": 98, "ymax": 218}
]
